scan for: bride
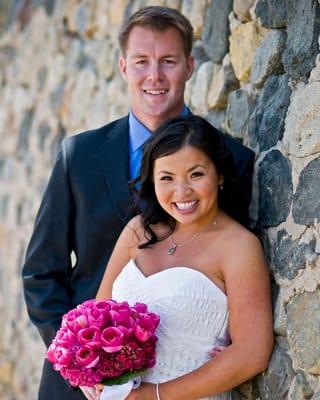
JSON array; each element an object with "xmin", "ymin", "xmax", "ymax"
[{"xmin": 95, "ymin": 115, "xmax": 274, "ymax": 399}]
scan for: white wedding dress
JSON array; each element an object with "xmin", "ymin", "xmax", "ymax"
[{"xmin": 112, "ymin": 259, "xmax": 232, "ymax": 400}]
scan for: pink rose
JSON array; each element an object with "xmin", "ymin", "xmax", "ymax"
[{"xmin": 101, "ymin": 327, "xmax": 125, "ymax": 353}]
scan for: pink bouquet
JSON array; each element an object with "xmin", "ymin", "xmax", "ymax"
[{"xmin": 46, "ymin": 299, "xmax": 160, "ymax": 387}]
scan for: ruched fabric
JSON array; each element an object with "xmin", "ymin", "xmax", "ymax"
[{"xmin": 112, "ymin": 259, "xmax": 231, "ymax": 400}]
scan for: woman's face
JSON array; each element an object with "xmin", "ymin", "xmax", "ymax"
[{"xmin": 153, "ymin": 145, "xmax": 223, "ymax": 229}]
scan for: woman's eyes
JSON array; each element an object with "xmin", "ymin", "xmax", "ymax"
[
  {"xmin": 159, "ymin": 172, "xmax": 204, "ymax": 181},
  {"xmin": 191, "ymin": 171, "xmax": 204, "ymax": 178},
  {"xmin": 159, "ymin": 176, "xmax": 172, "ymax": 181}
]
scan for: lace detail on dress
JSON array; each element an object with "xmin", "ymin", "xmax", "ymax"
[{"xmin": 112, "ymin": 259, "xmax": 231, "ymax": 400}]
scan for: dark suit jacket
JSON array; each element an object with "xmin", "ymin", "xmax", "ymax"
[{"xmin": 22, "ymin": 115, "xmax": 254, "ymax": 399}]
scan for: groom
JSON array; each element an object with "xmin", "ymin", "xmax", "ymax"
[{"xmin": 22, "ymin": 6, "xmax": 254, "ymax": 400}]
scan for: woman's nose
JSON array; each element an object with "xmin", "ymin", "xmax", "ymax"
[{"xmin": 174, "ymin": 182, "xmax": 192, "ymax": 196}]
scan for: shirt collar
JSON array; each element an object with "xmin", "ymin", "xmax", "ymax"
[{"xmin": 129, "ymin": 105, "xmax": 190, "ymax": 153}]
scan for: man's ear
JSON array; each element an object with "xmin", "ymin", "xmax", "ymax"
[
  {"xmin": 119, "ymin": 56, "xmax": 127, "ymax": 81},
  {"xmin": 186, "ymin": 55, "xmax": 195, "ymax": 81}
]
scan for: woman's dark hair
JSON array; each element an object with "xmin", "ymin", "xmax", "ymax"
[{"xmin": 132, "ymin": 115, "xmax": 251, "ymax": 248}]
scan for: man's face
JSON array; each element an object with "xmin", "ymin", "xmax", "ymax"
[{"xmin": 119, "ymin": 26, "xmax": 194, "ymax": 131}]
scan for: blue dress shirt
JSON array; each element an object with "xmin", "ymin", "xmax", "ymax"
[{"xmin": 128, "ymin": 106, "xmax": 189, "ymax": 181}]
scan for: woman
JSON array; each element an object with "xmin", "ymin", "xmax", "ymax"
[{"xmin": 96, "ymin": 116, "xmax": 274, "ymax": 399}]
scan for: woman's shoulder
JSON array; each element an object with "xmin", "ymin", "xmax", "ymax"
[
  {"xmin": 125, "ymin": 215, "xmax": 145, "ymax": 245},
  {"xmin": 218, "ymin": 215, "xmax": 264, "ymax": 262}
]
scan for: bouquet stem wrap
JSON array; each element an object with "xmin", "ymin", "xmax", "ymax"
[{"xmin": 101, "ymin": 377, "xmax": 141, "ymax": 400}]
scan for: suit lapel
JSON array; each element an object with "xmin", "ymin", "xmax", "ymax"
[{"xmin": 100, "ymin": 116, "xmax": 134, "ymax": 223}]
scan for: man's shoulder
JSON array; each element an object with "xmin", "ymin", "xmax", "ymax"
[{"xmin": 64, "ymin": 116, "xmax": 129, "ymax": 149}]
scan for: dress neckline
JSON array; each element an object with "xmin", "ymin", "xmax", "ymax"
[{"xmin": 128, "ymin": 259, "xmax": 227, "ymax": 299}]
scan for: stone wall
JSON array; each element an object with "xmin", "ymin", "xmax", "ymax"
[{"xmin": 0, "ymin": 0, "xmax": 319, "ymax": 399}]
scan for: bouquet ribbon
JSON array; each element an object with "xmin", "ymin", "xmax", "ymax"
[{"xmin": 101, "ymin": 377, "xmax": 141, "ymax": 400}]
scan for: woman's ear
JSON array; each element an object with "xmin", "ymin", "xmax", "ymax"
[{"xmin": 218, "ymin": 176, "xmax": 224, "ymax": 190}]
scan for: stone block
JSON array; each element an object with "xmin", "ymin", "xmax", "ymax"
[
  {"xmin": 251, "ymin": 29, "xmax": 286, "ymax": 87},
  {"xmin": 17, "ymin": 110, "xmax": 35, "ymax": 154},
  {"xmin": 230, "ymin": 21, "xmax": 268, "ymax": 82},
  {"xmin": 207, "ymin": 54, "xmax": 239, "ymax": 110},
  {"xmin": 271, "ymin": 229, "xmax": 316, "ymax": 280},
  {"xmin": 191, "ymin": 60, "xmax": 214, "ymax": 114},
  {"xmin": 258, "ymin": 150, "xmax": 293, "ymax": 227},
  {"xmin": 309, "ymin": 55, "xmax": 320, "ymax": 82},
  {"xmin": 283, "ymin": 82, "xmax": 320, "ymax": 157},
  {"xmin": 287, "ymin": 289, "xmax": 320, "ymax": 374},
  {"xmin": 0, "ymin": 360, "xmax": 13, "ymax": 385},
  {"xmin": 233, "ymin": 0, "xmax": 255, "ymax": 22},
  {"xmin": 224, "ymin": 88, "xmax": 256, "ymax": 139},
  {"xmin": 181, "ymin": 0, "xmax": 208, "ymax": 39},
  {"xmin": 282, "ymin": 0, "xmax": 320, "ymax": 81},
  {"xmin": 64, "ymin": 0, "xmax": 95, "ymax": 37},
  {"xmin": 293, "ymin": 156, "xmax": 320, "ymax": 226},
  {"xmin": 252, "ymin": 0, "xmax": 287, "ymax": 28},
  {"xmin": 205, "ymin": 109, "xmax": 226, "ymax": 132},
  {"xmin": 288, "ymin": 372, "xmax": 314, "ymax": 400},
  {"xmin": 255, "ymin": 341, "xmax": 295, "ymax": 399},
  {"xmin": 0, "ymin": 0, "xmax": 13, "ymax": 33},
  {"xmin": 192, "ymin": 40, "xmax": 211, "ymax": 70},
  {"xmin": 203, "ymin": 0, "xmax": 233, "ymax": 63},
  {"xmin": 248, "ymin": 74, "xmax": 291, "ymax": 151}
]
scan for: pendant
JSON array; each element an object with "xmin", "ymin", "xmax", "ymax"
[{"xmin": 167, "ymin": 244, "xmax": 177, "ymax": 256}]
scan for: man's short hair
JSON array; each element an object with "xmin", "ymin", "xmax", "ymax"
[{"xmin": 118, "ymin": 6, "xmax": 194, "ymax": 57}]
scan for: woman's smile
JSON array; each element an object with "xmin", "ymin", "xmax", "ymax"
[
  {"xmin": 173, "ymin": 200, "xmax": 199, "ymax": 214},
  {"xmin": 153, "ymin": 144, "xmax": 222, "ymax": 229}
]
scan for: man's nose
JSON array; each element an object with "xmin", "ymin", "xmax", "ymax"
[{"xmin": 148, "ymin": 63, "xmax": 164, "ymax": 81}]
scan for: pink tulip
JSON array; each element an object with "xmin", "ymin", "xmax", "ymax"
[
  {"xmin": 148, "ymin": 313, "xmax": 160, "ymax": 329},
  {"xmin": 52, "ymin": 346, "xmax": 73, "ymax": 369},
  {"xmin": 78, "ymin": 327, "xmax": 101, "ymax": 349},
  {"xmin": 133, "ymin": 303, "xmax": 148, "ymax": 314},
  {"xmin": 101, "ymin": 327, "xmax": 124, "ymax": 352},
  {"xmin": 134, "ymin": 316, "xmax": 156, "ymax": 342},
  {"xmin": 55, "ymin": 329, "xmax": 77, "ymax": 347},
  {"xmin": 46, "ymin": 343, "xmax": 58, "ymax": 364},
  {"xmin": 76, "ymin": 346, "xmax": 100, "ymax": 368},
  {"xmin": 110, "ymin": 307, "xmax": 133, "ymax": 327}
]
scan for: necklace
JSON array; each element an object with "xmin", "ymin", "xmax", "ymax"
[{"xmin": 167, "ymin": 220, "xmax": 218, "ymax": 256}]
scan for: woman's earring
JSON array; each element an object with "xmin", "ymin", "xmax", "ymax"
[{"xmin": 219, "ymin": 182, "xmax": 224, "ymax": 190}]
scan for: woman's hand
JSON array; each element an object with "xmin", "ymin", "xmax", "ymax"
[
  {"xmin": 95, "ymin": 382, "xmax": 155, "ymax": 400},
  {"xmin": 208, "ymin": 344, "xmax": 227, "ymax": 358}
]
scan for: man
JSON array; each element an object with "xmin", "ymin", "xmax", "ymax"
[{"xmin": 22, "ymin": 6, "xmax": 254, "ymax": 400}]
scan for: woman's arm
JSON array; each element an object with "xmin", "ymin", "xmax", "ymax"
[
  {"xmin": 96, "ymin": 216, "xmax": 141, "ymax": 300},
  {"xmin": 127, "ymin": 232, "xmax": 274, "ymax": 400}
]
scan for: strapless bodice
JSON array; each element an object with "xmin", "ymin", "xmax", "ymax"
[{"xmin": 112, "ymin": 259, "xmax": 231, "ymax": 400}]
